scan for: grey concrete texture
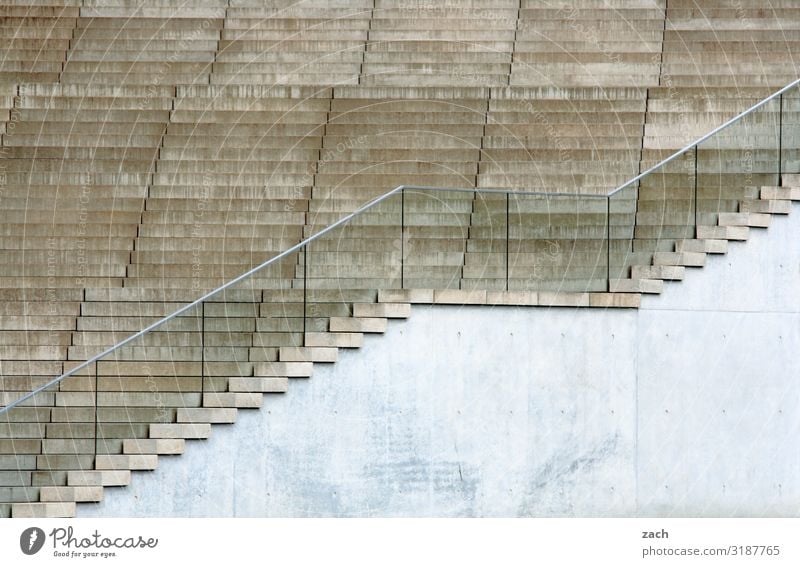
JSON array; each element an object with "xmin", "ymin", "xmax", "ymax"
[{"xmin": 77, "ymin": 205, "xmax": 800, "ymax": 517}]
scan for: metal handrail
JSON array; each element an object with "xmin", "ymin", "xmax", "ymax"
[
  {"xmin": 0, "ymin": 185, "xmax": 399, "ymax": 414},
  {"xmin": 608, "ymin": 77, "xmax": 800, "ymax": 196},
  {"xmin": 1, "ymin": 77, "xmax": 798, "ymax": 415},
  {"xmin": 0, "ymin": 185, "xmax": 602, "ymax": 414}
]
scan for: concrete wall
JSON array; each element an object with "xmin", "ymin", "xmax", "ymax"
[{"xmin": 80, "ymin": 205, "xmax": 800, "ymax": 517}]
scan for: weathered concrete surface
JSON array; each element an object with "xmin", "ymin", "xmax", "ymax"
[
  {"xmin": 80, "ymin": 205, "xmax": 800, "ymax": 517},
  {"xmin": 636, "ymin": 204, "xmax": 800, "ymax": 517}
]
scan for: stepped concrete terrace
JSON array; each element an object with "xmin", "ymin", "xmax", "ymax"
[
  {"xmin": 79, "ymin": 205, "xmax": 800, "ymax": 517},
  {"xmin": 0, "ymin": 0, "xmax": 799, "ymax": 517}
]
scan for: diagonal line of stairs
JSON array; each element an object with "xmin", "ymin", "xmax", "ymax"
[{"xmin": 8, "ymin": 176, "xmax": 800, "ymax": 518}]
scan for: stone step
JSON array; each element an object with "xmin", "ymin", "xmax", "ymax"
[
  {"xmin": 534, "ymin": 292, "xmax": 592, "ymax": 307},
  {"xmin": 432, "ymin": 289, "xmax": 487, "ymax": 304},
  {"xmin": 254, "ymin": 361, "xmax": 313, "ymax": 377},
  {"xmin": 609, "ymin": 278, "xmax": 664, "ymax": 294},
  {"xmin": 149, "ymin": 423, "xmax": 211, "ymax": 439},
  {"xmin": 352, "ymin": 302, "xmax": 412, "ymax": 318},
  {"xmin": 675, "ymin": 239, "xmax": 728, "ymax": 254},
  {"xmin": 696, "ymin": 225, "xmax": 750, "ymax": 241},
  {"xmin": 36, "ymin": 454, "xmax": 95, "ymax": 471},
  {"xmin": 653, "ymin": 251, "xmax": 706, "ymax": 267},
  {"xmin": 279, "ymin": 346, "xmax": 338, "ymax": 363},
  {"xmin": 378, "ymin": 289, "xmax": 435, "ymax": 304},
  {"xmin": 177, "ymin": 408, "xmax": 237, "ymax": 424},
  {"xmin": 95, "ymin": 454, "xmax": 158, "ymax": 471},
  {"xmin": 201, "ymin": 392, "xmax": 263, "ymax": 408},
  {"xmin": 12, "ymin": 502, "xmax": 76, "ymax": 518},
  {"xmin": 780, "ymin": 174, "xmax": 800, "ymax": 186},
  {"xmin": 67, "ymin": 470, "xmax": 131, "ymax": 487},
  {"xmin": 227, "ymin": 377, "xmax": 289, "ymax": 393},
  {"xmin": 329, "ymin": 317, "xmax": 387, "ymax": 333},
  {"xmin": 485, "ymin": 291, "xmax": 539, "ymax": 306},
  {"xmin": 39, "ymin": 486, "xmax": 103, "ymax": 503},
  {"xmin": 123, "ymin": 439, "xmax": 185, "ymax": 455},
  {"xmin": 304, "ymin": 332, "xmax": 364, "ymax": 348},
  {"xmin": 761, "ymin": 185, "xmax": 800, "ymax": 200},
  {"xmin": 631, "ymin": 265, "xmax": 686, "ymax": 280},
  {"xmin": 717, "ymin": 212, "xmax": 771, "ymax": 228},
  {"xmin": 739, "ymin": 199, "xmax": 792, "ymax": 214}
]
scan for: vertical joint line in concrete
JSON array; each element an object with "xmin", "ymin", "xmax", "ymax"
[
  {"xmin": 606, "ymin": 195, "xmax": 611, "ymax": 292},
  {"xmin": 657, "ymin": 0, "xmax": 668, "ymax": 88},
  {"xmin": 302, "ymin": 245, "xmax": 308, "ymax": 340},
  {"xmin": 360, "ymin": 0, "xmax": 375, "ymax": 86},
  {"xmin": 693, "ymin": 144, "xmax": 698, "ymax": 238},
  {"xmin": 509, "ymin": 0, "xmax": 520, "ymax": 87},
  {"xmin": 400, "ymin": 188, "xmax": 405, "ymax": 289},
  {"xmin": 312, "ymin": 95, "xmax": 333, "ymax": 202},
  {"xmin": 779, "ymin": 93, "xmax": 783, "ymax": 181},
  {"xmin": 201, "ymin": 302, "xmax": 205, "ymax": 407},
  {"xmin": 639, "ymin": 88, "xmax": 649, "ymax": 177},
  {"xmin": 58, "ymin": 5, "xmax": 82, "ymax": 84},
  {"xmin": 505, "ymin": 192, "xmax": 510, "ymax": 291},
  {"xmin": 93, "ymin": 361, "xmax": 99, "ymax": 463},
  {"xmin": 477, "ymin": 89, "xmax": 490, "ymax": 189},
  {"xmin": 633, "ymin": 88, "xmax": 650, "ymax": 231},
  {"xmin": 53, "ymin": 355, "xmax": 61, "ymax": 410},
  {"xmin": 467, "ymin": 90, "xmax": 492, "ymax": 288},
  {"xmin": 148, "ymin": 87, "xmax": 175, "ymax": 200},
  {"xmin": 210, "ymin": 1, "xmax": 229, "ymax": 85}
]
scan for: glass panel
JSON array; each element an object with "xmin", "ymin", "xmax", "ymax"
[
  {"xmin": 609, "ymin": 182, "xmax": 638, "ymax": 288},
  {"xmin": 304, "ymin": 193, "xmax": 401, "ymax": 348},
  {"xmin": 205, "ymin": 289, "xmax": 260, "ymax": 399},
  {"xmin": 0, "ymin": 83, "xmax": 795, "ymax": 518},
  {"xmin": 245, "ymin": 251, "xmax": 302, "ymax": 380},
  {"xmin": 610, "ymin": 148, "xmax": 696, "ymax": 290},
  {"xmin": 0, "ymin": 255, "xmax": 299, "ymax": 518},
  {"xmin": 508, "ymin": 193, "xmax": 608, "ymax": 292},
  {"xmin": 0, "ymin": 377, "xmax": 60, "ymax": 517},
  {"xmin": 698, "ymin": 98, "xmax": 780, "ymax": 223},
  {"xmin": 94, "ymin": 312, "xmax": 202, "ymax": 463},
  {"xmin": 782, "ymin": 87, "xmax": 800, "ymax": 177},
  {"xmin": 463, "ymin": 191, "xmax": 507, "ymax": 291},
  {"xmin": 402, "ymin": 189, "xmax": 471, "ymax": 290}
]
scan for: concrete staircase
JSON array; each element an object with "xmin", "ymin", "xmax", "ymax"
[
  {"xmin": 62, "ymin": 1, "xmax": 226, "ymax": 86},
  {"xmin": 3, "ymin": 176, "xmax": 799, "ymax": 517},
  {"xmin": 663, "ymin": 0, "xmax": 800, "ymax": 88},
  {"xmin": 512, "ymin": 1, "xmax": 665, "ymax": 88},
  {"xmin": 0, "ymin": 3, "xmax": 78, "ymax": 84},
  {"xmin": 1, "ymin": 0, "xmax": 800, "ymax": 517}
]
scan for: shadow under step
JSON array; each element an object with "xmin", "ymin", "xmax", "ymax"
[
  {"xmin": 39, "ymin": 486, "xmax": 103, "ymax": 503},
  {"xmin": 718, "ymin": 212, "xmax": 770, "ymax": 228},
  {"xmin": 11, "ymin": 502, "xmax": 75, "ymax": 518},
  {"xmin": 609, "ymin": 278, "xmax": 663, "ymax": 294}
]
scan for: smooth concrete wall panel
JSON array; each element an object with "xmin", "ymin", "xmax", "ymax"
[
  {"xmin": 80, "ymin": 205, "xmax": 800, "ymax": 517},
  {"xmin": 82, "ymin": 306, "xmax": 639, "ymax": 517},
  {"xmin": 643, "ymin": 211, "xmax": 800, "ymax": 314},
  {"xmin": 636, "ymin": 309, "xmax": 800, "ymax": 516},
  {"xmin": 636, "ymin": 208, "xmax": 800, "ymax": 516}
]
